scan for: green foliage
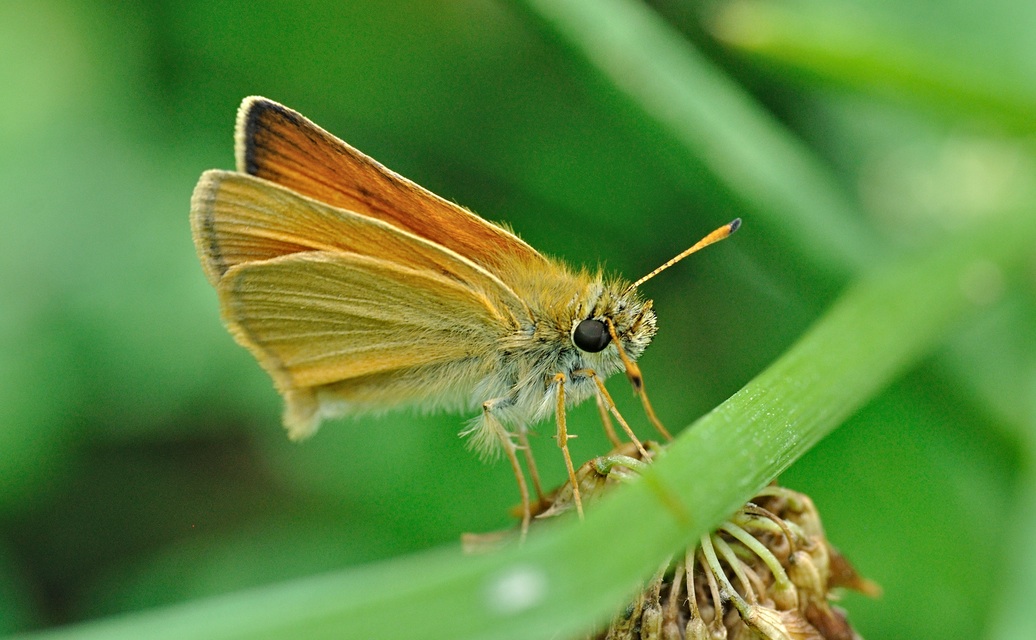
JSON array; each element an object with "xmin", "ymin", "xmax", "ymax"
[{"xmin": 1, "ymin": 1, "xmax": 1033, "ymax": 639}]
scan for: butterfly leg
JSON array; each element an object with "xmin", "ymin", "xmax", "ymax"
[
  {"xmin": 515, "ymin": 427, "xmax": 546, "ymax": 505},
  {"xmin": 574, "ymin": 368, "xmax": 650, "ymax": 458},
  {"xmin": 481, "ymin": 399, "xmax": 532, "ymax": 539},
  {"xmin": 594, "ymin": 392, "xmax": 623, "ymax": 448},
  {"xmin": 636, "ymin": 386, "xmax": 672, "ymax": 442},
  {"xmin": 604, "ymin": 319, "xmax": 673, "ymax": 441},
  {"xmin": 551, "ymin": 373, "xmax": 584, "ymax": 519}
]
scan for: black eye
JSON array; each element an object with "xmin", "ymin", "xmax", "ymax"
[{"xmin": 572, "ymin": 318, "xmax": 611, "ymax": 353}]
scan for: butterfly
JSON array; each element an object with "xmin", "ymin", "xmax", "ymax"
[{"xmin": 191, "ymin": 97, "xmax": 739, "ymax": 534}]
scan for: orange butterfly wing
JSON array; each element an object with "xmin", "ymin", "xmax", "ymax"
[
  {"xmin": 190, "ymin": 97, "xmax": 567, "ymax": 439},
  {"xmin": 234, "ymin": 96, "xmax": 551, "ymax": 280},
  {"xmin": 190, "ymin": 169, "xmax": 539, "ymax": 438},
  {"xmin": 191, "ymin": 169, "xmax": 528, "ymax": 321}
]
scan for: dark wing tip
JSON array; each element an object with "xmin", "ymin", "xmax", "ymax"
[{"xmin": 234, "ymin": 96, "xmax": 305, "ymax": 176}]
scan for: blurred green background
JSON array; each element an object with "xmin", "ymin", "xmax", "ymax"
[{"xmin": 1, "ymin": 1, "xmax": 1034, "ymax": 638}]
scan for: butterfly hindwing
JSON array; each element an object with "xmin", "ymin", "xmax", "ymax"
[{"xmin": 218, "ymin": 251, "xmax": 506, "ymax": 437}]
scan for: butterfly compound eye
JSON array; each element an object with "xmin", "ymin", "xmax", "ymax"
[{"xmin": 572, "ymin": 318, "xmax": 611, "ymax": 353}]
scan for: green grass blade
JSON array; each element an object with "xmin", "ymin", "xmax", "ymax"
[
  {"xmin": 987, "ymin": 468, "xmax": 1036, "ymax": 640},
  {"xmin": 711, "ymin": 1, "xmax": 1036, "ymax": 133}
]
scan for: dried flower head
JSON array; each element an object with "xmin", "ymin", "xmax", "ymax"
[{"xmin": 529, "ymin": 445, "xmax": 879, "ymax": 640}]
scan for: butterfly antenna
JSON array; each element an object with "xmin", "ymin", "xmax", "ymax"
[{"xmin": 626, "ymin": 218, "xmax": 741, "ymax": 293}]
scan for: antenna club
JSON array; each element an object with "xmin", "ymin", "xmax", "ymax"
[{"xmin": 626, "ymin": 218, "xmax": 742, "ymax": 292}]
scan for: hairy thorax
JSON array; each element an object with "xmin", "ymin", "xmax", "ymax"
[{"xmin": 474, "ymin": 255, "xmax": 657, "ymax": 428}]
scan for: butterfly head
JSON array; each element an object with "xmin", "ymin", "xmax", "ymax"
[{"xmin": 568, "ymin": 280, "xmax": 657, "ymax": 375}]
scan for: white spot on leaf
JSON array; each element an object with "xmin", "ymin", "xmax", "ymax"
[{"xmin": 485, "ymin": 565, "xmax": 548, "ymax": 615}]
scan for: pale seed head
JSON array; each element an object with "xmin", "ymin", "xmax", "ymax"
[{"xmin": 485, "ymin": 445, "xmax": 876, "ymax": 640}]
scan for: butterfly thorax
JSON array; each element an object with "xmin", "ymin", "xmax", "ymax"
[{"xmin": 473, "ymin": 255, "xmax": 657, "ymax": 427}]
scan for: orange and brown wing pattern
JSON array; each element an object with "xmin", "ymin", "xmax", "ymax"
[
  {"xmin": 234, "ymin": 96, "xmax": 550, "ymax": 280},
  {"xmin": 191, "ymin": 169, "xmax": 529, "ymax": 324}
]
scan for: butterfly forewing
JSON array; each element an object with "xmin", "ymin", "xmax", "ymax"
[
  {"xmin": 234, "ymin": 96, "xmax": 550, "ymax": 282},
  {"xmin": 191, "ymin": 169, "xmax": 529, "ymax": 326}
]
